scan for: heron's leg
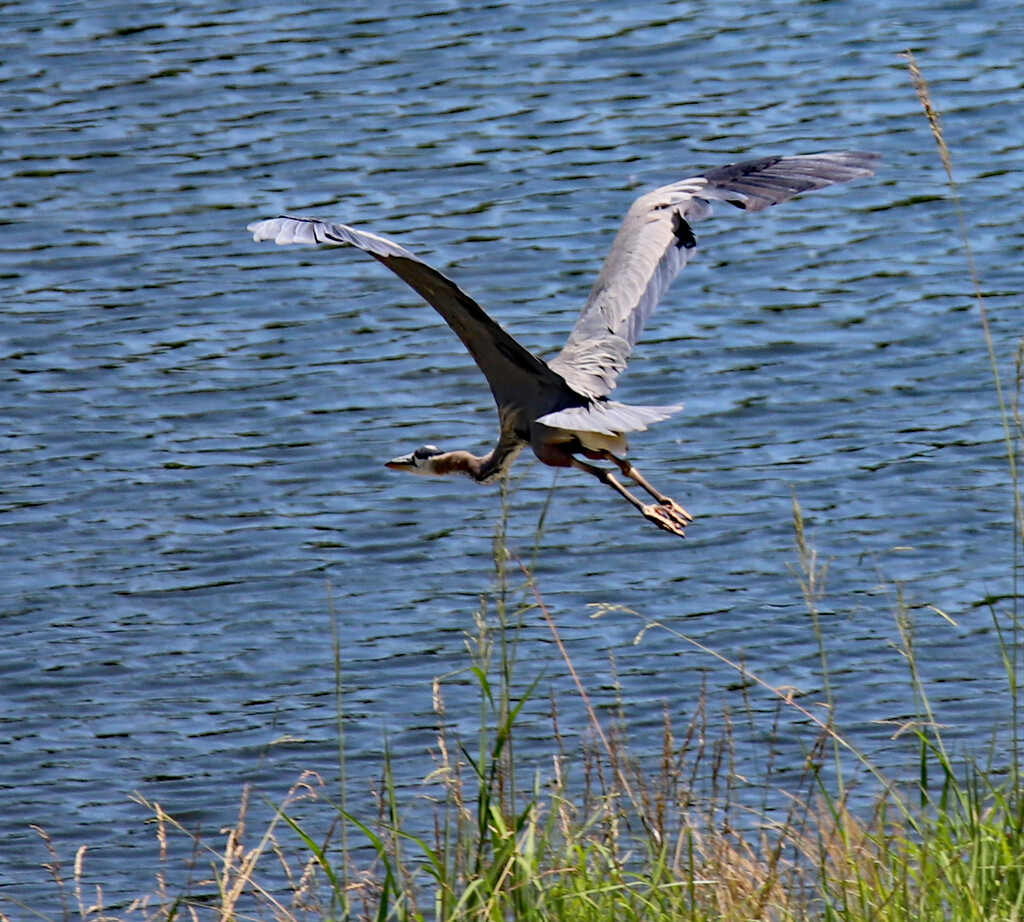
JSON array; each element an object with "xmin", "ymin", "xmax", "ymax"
[
  {"xmin": 568, "ymin": 458, "xmax": 690, "ymax": 538},
  {"xmin": 600, "ymin": 454, "xmax": 693, "ymax": 525}
]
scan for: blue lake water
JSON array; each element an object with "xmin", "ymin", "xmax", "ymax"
[{"xmin": 2, "ymin": 0, "xmax": 1024, "ymax": 910}]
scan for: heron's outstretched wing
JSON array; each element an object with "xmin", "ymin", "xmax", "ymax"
[
  {"xmin": 249, "ymin": 215, "xmax": 566, "ymax": 412},
  {"xmin": 547, "ymin": 151, "xmax": 879, "ymax": 399}
]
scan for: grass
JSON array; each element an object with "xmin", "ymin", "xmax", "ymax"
[
  {"xmin": 6, "ymin": 56, "xmax": 1024, "ymax": 922},
  {"xmin": 15, "ymin": 487, "xmax": 1024, "ymax": 922}
]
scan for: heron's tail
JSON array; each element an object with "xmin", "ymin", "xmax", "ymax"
[{"xmin": 537, "ymin": 401, "xmax": 682, "ymax": 436}]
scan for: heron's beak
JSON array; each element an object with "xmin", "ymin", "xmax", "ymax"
[{"xmin": 385, "ymin": 452, "xmax": 416, "ymax": 471}]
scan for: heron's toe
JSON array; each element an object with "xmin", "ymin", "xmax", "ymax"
[
  {"xmin": 642, "ymin": 503, "xmax": 692, "ymax": 538},
  {"xmin": 662, "ymin": 497, "xmax": 694, "ymax": 525}
]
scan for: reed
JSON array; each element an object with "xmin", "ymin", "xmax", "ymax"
[{"xmin": 18, "ymin": 490, "xmax": 1024, "ymax": 921}]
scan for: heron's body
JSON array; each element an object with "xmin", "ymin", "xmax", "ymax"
[{"xmin": 249, "ymin": 151, "xmax": 878, "ymax": 537}]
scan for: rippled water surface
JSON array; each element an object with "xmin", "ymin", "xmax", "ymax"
[{"xmin": 3, "ymin": 0, "xmax": 1024, "ymax": 908}]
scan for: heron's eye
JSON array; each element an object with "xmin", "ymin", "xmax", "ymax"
[{"xmin": 413, "ymin": 445, "xmax": 440, "ymax": 460}]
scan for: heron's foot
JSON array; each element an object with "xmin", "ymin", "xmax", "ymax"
[
  {"xmin": 662, "ymin": 497, "xmax": 693, "ymax": 525},
  {"xmin": 641, "ymin": 500, "xmax": 693, "ymax": 538}
]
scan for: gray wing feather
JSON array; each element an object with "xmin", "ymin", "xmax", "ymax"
[
  {"xmin": 249, "ymin": 215, "xmax": 565, "ymax": 411},
  {"xmin": 548, "ymin": 151, "xmax": 879, "ymax": 399},
  {"xmin": 537, "ymin": 401, "xmax": 683, "ymax": 436}
]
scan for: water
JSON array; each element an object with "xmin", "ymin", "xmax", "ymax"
[{"xmin": 2, "ymin": 0, "xmax": 1023, "ymax": 909}]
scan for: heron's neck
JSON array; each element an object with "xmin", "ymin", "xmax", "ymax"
[{"xmin": 433, "ymin": 444, "xmax": 522, "ymax": 483}]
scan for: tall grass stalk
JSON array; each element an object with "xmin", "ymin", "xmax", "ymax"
[
  {"xmin": 905, "ymin": 48, "xmax": 1024, "ymax": 779},
  {"xmin": 329, "ymin": 580, "xmax": 352, "ymax": 920}
]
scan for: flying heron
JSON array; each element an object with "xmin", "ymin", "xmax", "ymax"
[{"xmin": 249, "ymin": 151, "xmax": 877, "ymax": 537}]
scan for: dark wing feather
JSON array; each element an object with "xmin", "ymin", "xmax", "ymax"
[
  {"xmin": 547, "ymin": 151, "xmax": 879, "ymax": 399},
  {"xmin": 249, "ymin": 215, "xmax": 566, "ymax": 412}
]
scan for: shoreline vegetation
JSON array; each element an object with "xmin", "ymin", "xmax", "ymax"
[
  {"xmin": 8, "ymin": 56, "xmax": 1023, "ymax": 922},
  {"xmin": 20, "ymin": 488, "xmax": 1024, "ymax": 922}
]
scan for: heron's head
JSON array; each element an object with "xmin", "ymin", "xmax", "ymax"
[{"xmin": 385, "ymin": 445, "xmax": 447, "ymax": 477}]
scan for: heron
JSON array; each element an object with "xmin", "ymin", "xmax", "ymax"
[{"xmin": 249, "ymin": 151, "xmax": 877, "ymax": 537}]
